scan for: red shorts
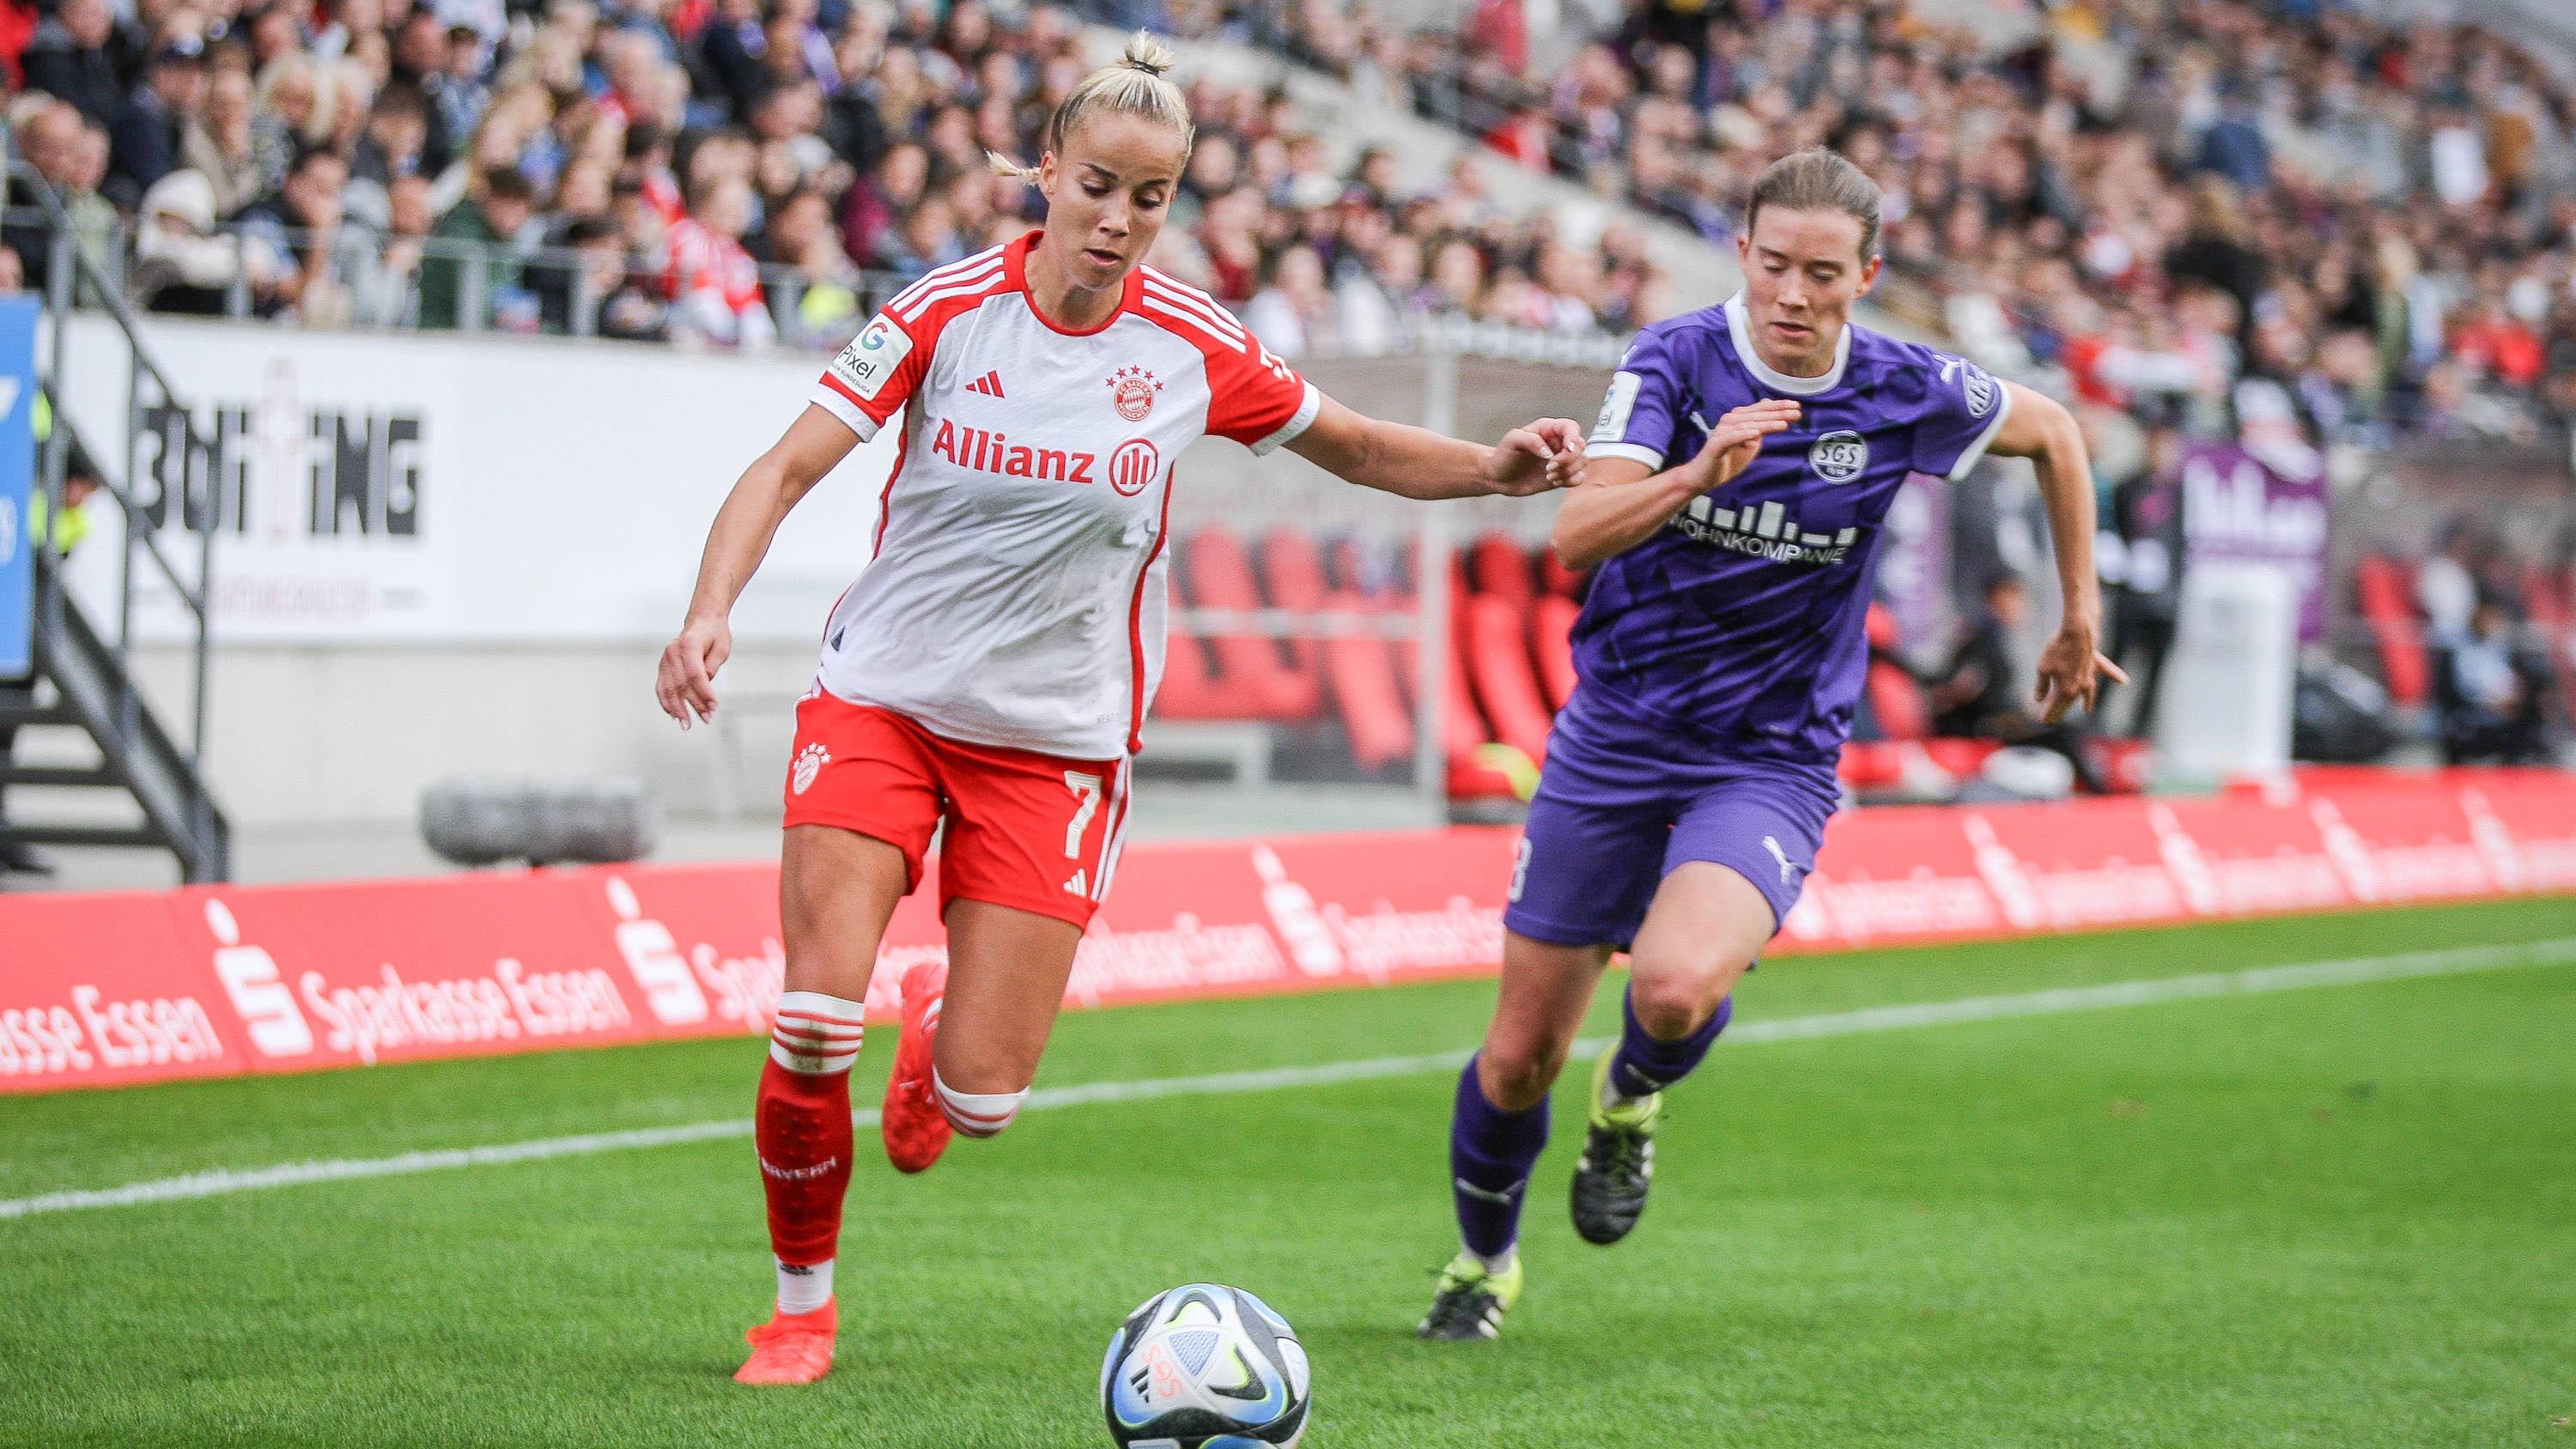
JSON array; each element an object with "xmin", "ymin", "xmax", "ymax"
[{"xmin": 781, "ymin": 694, "xmax": 1129, "ymax": 930}]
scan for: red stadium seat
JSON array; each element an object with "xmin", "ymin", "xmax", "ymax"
[
  {"xmin": 1321, "ymin": 589, "xmax": 1414, "ymax": 772},
  {"xmin": 1837, "ymin": 741, "xmax": 1907, "ymax": 790},
  {"xmin": 1921, "ymin": 737, "xmax": 2001, "ymax": 778},
  {"xmin": 1443, "ymin": 577, "xmax": 1518, "ymax": 799},
  {"xmin": 1867, "ymin": 660, "xmax": 1931, "ymax": 741},
  {"xmin": 2098, "ymin": 738, "xmax": 2154, "ymax": 794},
  {"xmin": 1153, "ymin": 621, "xmax": 1230, "ymax": 720},
  {"xmin": 1531, "ymin": 594, "xmax": 1580, "ymax": 711},
  {"xmin": 1260, "ymin": 528, "xmax": 1331, "ymax": 612},
  {"xmin": 1540, "ymin": 550, "xmax": 1588, "ymax": 599},
  {"xmin": 1258, "ymin": 526, "xmax": 1331, "ymax": 686},
  {"xmin": 1865, "ymin": 601, "xmax": 1900, "ymax": 652},
  {"xmin": 1862, "ymin": 603, "xmax": 1931, "ymax": 740},
  {"xmin": 2352, "ymin": 554, "xmax": 2429, "ymax": 707},
  {"xmin": 1182, "ymin": 528, "xmax": 1322, "ymax": 720},
  {"xmin": 1468, "ymin": 533, "xmax": 1535, "ymax": 608},
  {"xmin": 1445, "ymin": 652, "xmax": 1521, "ymax": 798},
  {"xmin": 1465, "ymin": 592, "xmax": 1552, "ymax": 764}
]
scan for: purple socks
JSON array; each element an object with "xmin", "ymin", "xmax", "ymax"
[
  {"xmin": 1608, "ymin": 988, "xmax": 1732, "ymax": 1100},
  {"xmin": 1449, "ymin": 1056, "xmax": 1548, "ymax": 1260}
]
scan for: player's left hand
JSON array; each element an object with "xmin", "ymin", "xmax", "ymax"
[
  {"xmin": 2033, "ymin": 622, "xmax": 2129, "ymax": 724},
  {"xmin": 1485, "ymin": 418, "xmax": 1587, "ymax": 495}
]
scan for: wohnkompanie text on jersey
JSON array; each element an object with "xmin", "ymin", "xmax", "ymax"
[{"xmin": 1578, "ymin": 293, "xmax": 2011, "ymax": 763}]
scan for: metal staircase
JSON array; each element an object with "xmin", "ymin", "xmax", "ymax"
[{"xmin": 2, "ymin": 139, "xmax": 228, "ymax": 883}]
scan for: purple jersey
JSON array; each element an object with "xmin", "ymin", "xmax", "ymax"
[{"xmin": 1577, "ymin": 294, "xmax": 2014, "ymax": 764}]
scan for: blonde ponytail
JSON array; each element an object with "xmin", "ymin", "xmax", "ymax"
[{"xmin": 987, "ymin": 31, "xmax": 1194, "ymax": 185}]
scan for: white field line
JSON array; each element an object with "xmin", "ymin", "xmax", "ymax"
[{"xmin": 5, "ymin": 934, "xmax": 2572, "ymax": 1222}]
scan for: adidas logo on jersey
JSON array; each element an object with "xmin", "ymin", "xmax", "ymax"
[
  {"xmin": 965, "ymin": 370, "xmax": 1006, "ymax": 397},
  {"xmin": 1672, "ymin": 494, "xmax": 1859, "ymax": 565},
  {"xmin": 929, "ymin": 418, "xmax": 1096, "ymax": 484}
]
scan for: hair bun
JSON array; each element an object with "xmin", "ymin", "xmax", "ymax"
[{"xmin": 1118, "ymin": 31, "xmax": 1177, "ymax": 77}]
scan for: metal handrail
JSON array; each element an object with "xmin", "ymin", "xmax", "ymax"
[
  {"xmin": 3, "ymin": 126, "xmax": 223, "ymax": 795},
  {"xmin": 0, "ymin": 216, "xmax": 218, "ymax": 626}
]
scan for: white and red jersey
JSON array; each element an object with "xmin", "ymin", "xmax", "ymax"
[
  {"xmin": 659, "ymin": 216, "xmax": 764, "ymax": 314},
  {"xmin": 805, "ymin": 231, "xmax": 1321, "ymax": 759}
]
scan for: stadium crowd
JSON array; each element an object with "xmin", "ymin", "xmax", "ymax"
[
  {"xmin": 0, "ymin": 0, "xmax": 1669, "ymax": 349},
  {"xmin": 1265, "ymin": 0, "xmax": 2576, "ymax": 450}
]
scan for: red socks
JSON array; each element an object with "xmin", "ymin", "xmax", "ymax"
[
  {"xmin": 756, "ymin": 1057, "xmax": 854, "ymax": 1265},
  {"xmin": 756, "ymin": 991, "xmax": 866, "ymax": 1270}
]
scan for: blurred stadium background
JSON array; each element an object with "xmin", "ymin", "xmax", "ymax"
[
  {"xmin": 2, "ymin": 0, "xmax": 2573, "ymax": 1440},
  {"xmin": 1, "ymin": 0, "xmax": 2573, "ymax": 883}
]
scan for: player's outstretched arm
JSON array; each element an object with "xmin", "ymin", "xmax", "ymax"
[
  {"xmin": 1284, "ymin": 394, "xmax": 1585, "ymax": 500},
  {"xmin": 1550, "ymin": 399, "xmax": 1801, "ymax": 570},
  {"xmin": 1984, "ymin": 379, "xmax": 2129, "ymax": 724},
  {"xmin": 655, "ymin": 405, "xmax": 860, "ymax": 730}
]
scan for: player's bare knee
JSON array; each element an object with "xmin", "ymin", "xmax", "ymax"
[
  {"xmin": 1625, "ymin": 956, "xmax": 1745, "ymax": 1040},
  {"xmin": 1476, "ymin": 1039, "xmax": 1564, "ymax": 1113}
]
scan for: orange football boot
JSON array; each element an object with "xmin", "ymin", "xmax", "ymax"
[
  {"xmin": 880, "ymin": 960, "xmax": 952, "ymax": 1173},
  {"xmin": 733, "ymin": 1300, "xmax": 835, "ymax": 1385}
]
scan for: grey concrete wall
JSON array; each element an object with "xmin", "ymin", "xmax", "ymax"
[{"xmin": 122, "ymin": 640, "xmax": 817, "ymax": 826}]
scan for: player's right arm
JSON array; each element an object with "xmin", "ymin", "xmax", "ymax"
[
  {"xmin": 1551, "ymin": 401, "xmax": 1798, "ymax": 571},
  {"xmin": 1551, "ymin": 327, "xmax": 1798, "ymax": 570},
  {"xmin": 656, "ymin": 406, "xmax": 861, "ymax": 729},
  {"xmin": 659, "ymin": 297, "xmax": 945, "ymax": 728}
]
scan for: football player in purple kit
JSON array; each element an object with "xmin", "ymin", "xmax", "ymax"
[{"xmin": 1418, "ymin": 149, "xmax": 2126, "ymax": 1340}]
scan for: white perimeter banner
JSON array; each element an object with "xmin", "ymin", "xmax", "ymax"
[{"xmin": 52, "ymin": 316, "xmax": 899, "ymax": 642}]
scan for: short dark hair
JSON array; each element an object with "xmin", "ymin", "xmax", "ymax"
[
  {"xmin": 372, "ymin": 82, "xmax": 430, "ymax": 124},
  {"xmin": 1983, "ymin": 568, "xmax": 2026, "ymax": 599},
  {"xmin": 1745, "ymin": 149, "xmax": 1883, "ymax": 263},
  {"xmin": 287, "ymin": 142, "xmax": 343, "ymax": 179},
  {"xmin": 483, "ymin": 167, "xmax": 538, "ymax": 203}
]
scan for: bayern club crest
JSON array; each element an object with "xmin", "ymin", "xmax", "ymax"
[
  {"xmin": 790, "ymin": 743, "xmax": 829, "ymax": 795},
  {"xmin": 1107, "ymin": 365, "xmax": 1163, "ymax": 421}
]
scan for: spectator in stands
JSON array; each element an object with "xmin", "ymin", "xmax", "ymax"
[
  {"xmin": 657, "ymin": 173, "xmax": 773, "ymax": 349},
  {"xmin": 20, "ymin": 0, "xmax": 126, "ymax": 128},
  {"xmin": 1242, "ymin": 243, "xmax": 1335, "ymax": 359},
  {"xmin": 416, "ymin": 165, "xmax": 534, "ymax": 329},
  {"xmin": 355, "ymin": 171, "xmax": 433, "ymax": 324},
  {"xmin": 2163, "ymin": 179, "xmax": 2269, "ymax": 336},
  {"xmin": 3, "ymin": 100, "xmax": 86, "ymax": 291},
  {"xmin": 2435, "ymin": 598, "xmax": 2552, "ymax": 765},
  {"xmin": 347, "ymin": 85, "xmax": 431, "ymax": 219},
  {"xmin": 106, "ymin": 33, "xmax": 207, "ymax": 209},
  {"xmin": 182, "ymin": 64, "xmax": 269, "ymax": 219},
  {"xmin": 64, "ymin": 116, "xmax": 118, "ymax": 267},
  {"xmin": 2417, "ymin": 519, "xmax": 2484, "ymax": 646},
  {"xmin": 1923, "ymin": 572, "xmax": 2107, "ymax": 792},
  {"xmin": 2102, "ymin": 418, "xmax": 2186, "ymax": 737},
  {"xmin": 234, "ymin": 143, "xmax": 381, "ymax": 326},
  {"xmin": 8, "ymin": 0, "xmax": 1677, "ymax": 373},
  {"xmin": 131, "ymin": 167, "xmax": 277, "ymax": 313}
]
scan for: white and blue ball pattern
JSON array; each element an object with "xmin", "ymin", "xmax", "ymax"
[{"xmin": 1100, "ymin": 1283, "xmax": 1310, "ymax": 1448}]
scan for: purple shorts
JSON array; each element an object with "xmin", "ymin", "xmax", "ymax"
[{"xmin": 1501, "ymin": 690, "xmax": 1838, "ymax": 950}]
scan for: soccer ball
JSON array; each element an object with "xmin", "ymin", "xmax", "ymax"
[{"xmin": 1099, "ymin": 1283, "xmax": 1310, "ymax": 1448}]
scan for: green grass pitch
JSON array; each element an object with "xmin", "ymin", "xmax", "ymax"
[{"xmin": 3, "ymin": 896, "xmax": 2573, "ymax": 1447}]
